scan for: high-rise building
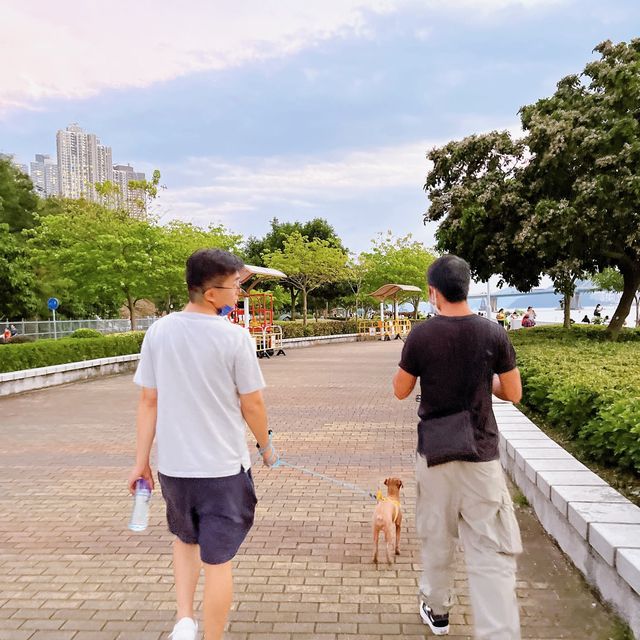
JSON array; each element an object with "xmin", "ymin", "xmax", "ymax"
[
  {"xmin": 113, "ymin": 164, "xmax": 147, "ymax": 218},
  {"xmin": 29, "ymin": 154, "xmax": 59, "ymax": 197},
  {"xmin": 56, "ymin": 124, "xmax": 113, "ymax": 202}
]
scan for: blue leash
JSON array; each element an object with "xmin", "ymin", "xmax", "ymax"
[{"xmin": 254, "ymin": 432, "xmax": 377, "ymax": 501}]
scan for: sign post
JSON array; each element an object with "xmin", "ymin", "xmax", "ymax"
[{"xmin": 47, "ymin": 298, "xmax": 59, "ymax": 339}]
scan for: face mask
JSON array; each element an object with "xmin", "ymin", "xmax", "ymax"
[
  {"xmin": 218, "ymin": 304, "xmax": 234, "ymax": 317},
  {"xmin": 429, "ymin": 293, "xmax": 439, "ymax": 315}
]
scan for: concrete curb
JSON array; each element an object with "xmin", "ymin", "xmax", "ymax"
[
  {"xmin": 495, "ymin": 401, "xmax": 640, "ymax": 637},
  {"xmin": 0, "ymin": 334, "xmax": 360, "ymax": 396}
]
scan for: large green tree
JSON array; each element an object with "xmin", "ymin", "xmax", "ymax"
[
  {"xmin": 0, "ymin": 158, "xmax": 39, "ymax": 234},
  {"xmin": 592, "ymin": 268, "xmax": 640, "ymax": 327},
  {"xmin": 424, "ymin": 39, "xmax": 640, "ymax": 337},
  {"xmin": 29, "ymin": 200, "xmax": 166, "ymax": 329},
  {"xmin": 360, "ymin": 232, "xmax": 437, "ymax": 318},
  {"xmin": 263, "ymin": 231, "xmax": 348, "ymax": 325}
]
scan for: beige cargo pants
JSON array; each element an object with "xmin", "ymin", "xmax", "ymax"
[{"xmin": 416, "ymin": 454, "xmax": 523, "ymax": 640}]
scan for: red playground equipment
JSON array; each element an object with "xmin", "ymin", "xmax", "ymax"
[{"xmin": 229, "ymin": 266, "xmax": 287, "ymax": 358}]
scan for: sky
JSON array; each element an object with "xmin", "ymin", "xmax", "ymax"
[{"xmin": 1, "ymin": 0, "xmax": 639, "ymax": 295}]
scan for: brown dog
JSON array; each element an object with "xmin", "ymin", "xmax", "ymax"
[{"xmin": 372, "ymin": 477, "xmax": 403, "ymax": 564}]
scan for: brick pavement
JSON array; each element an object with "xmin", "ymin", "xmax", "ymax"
[{"xmin": 0, "ymin": 340, "xmax": 624, "ymax": 639}]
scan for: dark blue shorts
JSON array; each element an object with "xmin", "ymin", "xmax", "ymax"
[{"xmin": 158, "ymin": 467, "xmax": 257, "ymax": 565}]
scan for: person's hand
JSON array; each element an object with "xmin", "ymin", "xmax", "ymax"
[
  {"xmin": 261, "ymin": 443, "xmax": 280, "ymax": 468},
  {"xmin": 127, "ymin": 462, "xmax": 155, "ymax": 494}
]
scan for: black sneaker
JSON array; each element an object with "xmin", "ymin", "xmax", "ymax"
[{"xmin": 420, "ymin": 601, "xmax": 450, "ymax": 636}]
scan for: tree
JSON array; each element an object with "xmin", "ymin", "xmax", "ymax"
[
  {"xmin": 245, "ymin": 217, "xmax": 345, "ymax": 318},
  {"xmin": 424, "ymin": 39, "xmax": 640, "ymax": 336},
  {"xmin": 263, "ymin": 231, "xmax": 348, "ymax": 325},
  {"xmin": 519, "ymin": 39, "xmax": 640, "ymax": 336},
  {"xmin": 592, "ymin": 268, "xmax": 640, "ymax": 327},
  {"xmin": 0, "ymin": 224, "xmax": 38, "ymax": 319},
  {"xmin": 0, "ymin": 157, "xmax": 39, "ymax": 233},
  {"xmin": 29, "ymin": 200, "xmax": 167, "ymax": 329},
  {"xmin": 360, "ymin": 232, "xmax": 437, "ymax": 318}
]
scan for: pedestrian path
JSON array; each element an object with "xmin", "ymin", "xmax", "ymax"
[{"xmin": 0, "ymin": 341, "xmax": 624, "ymax": 639}]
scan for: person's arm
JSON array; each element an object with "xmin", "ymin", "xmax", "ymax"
[
  {"xmin": 239, "ymin": 389, "xmax": 277, "ymax": 465},
  {"xmin": 393, "ymin": 367, "xmax": 417, "ymax": 400},
  {"xmin": 127, "ymin": 386, "xmax": 158, "ymax": 493},
  {"xmin": 492, "ymin": 369, "xmax": 522, "ymax": 403}
]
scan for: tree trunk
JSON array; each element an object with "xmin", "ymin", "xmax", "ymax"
[
  {"xmin": 607, "ymin": 267, "xmax": 640, "ymax": 338},
  {"xmin": 289, "ymin": 286, "xmax": 298, "ymax": 321},
  {"xmin": 325, "ymin": 300, "xmax": 329, "ymax": 319},
  {"xmin": 126, "ymin": 293, "xmax": 136, "ymax": 331},
  {"xmin": 302, "ymin": 289, "xmax": 308, "ymax": 327},
  {"xmin": 635, "ymin": 293, "xmax": 639, "ymax": 328},
  {"xmin": 563, "ymin": 291, "xmax": 572, "ymax": 329},
  {"xmin": 412, "ymin": 296, "xmax": 419, "ymax": 319}
]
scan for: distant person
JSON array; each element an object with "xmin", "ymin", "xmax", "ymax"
[
  {"xmin": 527, "ymin": 306, "xmax": 536, "ymax": 321},
  {"xmin": 9, "ymin": 324, "xmax": 17, "ymax": 336},
  {"xmin": 2, "ymin": 327, "xmax": 11, "ymax": 342},
  {"xmin": 593, "ymin": 304, "xmax": 603, "ymax": 318},
  {"xmin": 521, "ymin": 312, "xmax": 534, "ymax": 328},
  {"xmin": 496, "ymin": 308, "xmax": 506, "ymax": 327},
  {"xmin": 581, "ymin": 315, "xmax": 591, "ymax": 324},
  {"xmin": 393, "ymin": 254, "xmax": 523, "ymax": 640}
]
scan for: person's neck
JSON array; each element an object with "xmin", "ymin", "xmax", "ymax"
[
  {"xmin": 183, "ymin": 301, "xmax": 219, "ymax": 316},
  {"xmin": 436, "ymin": 301, "xmax": 474, "ymax": 317}
]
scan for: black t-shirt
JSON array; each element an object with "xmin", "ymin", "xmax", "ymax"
[{"xmin": 399, "ymin": 314, "xmax": 517, "ymax": 462}]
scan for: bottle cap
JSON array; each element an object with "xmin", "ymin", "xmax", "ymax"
[{"xmin": 136, "ymin": 478, "xmax": 151, "ymax": 493}]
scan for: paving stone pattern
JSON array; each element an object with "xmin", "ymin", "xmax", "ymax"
[{"xmin": 0, "ymin": 340, "xmax": 623, "ymax": 639}]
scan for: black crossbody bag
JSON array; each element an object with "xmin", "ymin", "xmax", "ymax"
[
  {"xmin": 417, "ymin": 409, "xmax": 480, "ymax": 467},
  {"xmin": 417, "ymin": 369, "xmax": 482, "ymax": 466}
]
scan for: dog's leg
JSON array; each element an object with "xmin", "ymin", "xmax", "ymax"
[
  {"xmin": 372, "ymin": 525, "xmax": 380, "ymax": 564},
  {"xmin": 395, "ymin": 514, "xmax": 402, "ymax": 555},
  {"xmin": 385, "ymin": 525, "xmax": 394, "ymax": 564}
]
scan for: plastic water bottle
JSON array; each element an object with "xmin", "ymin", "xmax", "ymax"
[{"xmin": 129, "ymin": 478, "xmax": 151, "ymax": 532}]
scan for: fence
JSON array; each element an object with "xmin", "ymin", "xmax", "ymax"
[{"xmin": 4, "ymin": 317, "xmax": 157, "ymax": 340}]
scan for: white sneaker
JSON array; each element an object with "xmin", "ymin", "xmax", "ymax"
[{"xmin": 169, "ymin": 617, "xmax": 198, "ymax": 640}]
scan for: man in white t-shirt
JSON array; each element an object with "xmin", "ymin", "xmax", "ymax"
[{"xmin": 127, "ymin": 248, "xmax": 277, "ymax": 640}]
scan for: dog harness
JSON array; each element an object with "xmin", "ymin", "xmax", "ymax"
[{"xmin": 375, "ymin": 490, "xmax": 401, "ymax": 524}]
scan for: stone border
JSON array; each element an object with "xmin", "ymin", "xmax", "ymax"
[
  {"xmin": 495, "ymin": 401, "xmax": 640, "ymax": 637},
  {"xmin": 0, "ymin": 334, "xmax": 360, "ymax": 397}
]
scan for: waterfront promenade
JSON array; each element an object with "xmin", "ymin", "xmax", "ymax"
[{"xmin": 0, "ymin": 341, "xmax": 623, "ymax": 639}]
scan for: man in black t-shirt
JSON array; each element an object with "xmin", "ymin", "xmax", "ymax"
[{"xmin": 393, "ymin": 255, "xmax": 523, "ymax": 640}]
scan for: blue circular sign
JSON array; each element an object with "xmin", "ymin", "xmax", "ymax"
[{"xmin": 47, "ymin": 297, "xmax": 59, "ymax": 311}]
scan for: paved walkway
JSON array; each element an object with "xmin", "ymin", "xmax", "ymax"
[{"xmin": 0, "ymin": 341, "xmax": 623, "ymax": 639}]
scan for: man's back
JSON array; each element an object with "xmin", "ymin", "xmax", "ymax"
[
  {"xmin": 399, "ymin": 314, "xmax": 516, "ymax": 462},
  {"xmin": 134, "ymin": 312, "xmax": 265, "ymax": 477}
]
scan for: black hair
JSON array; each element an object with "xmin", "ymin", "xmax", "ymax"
[
  {"xmin": 186, "ymin": 249, "xmax": 244, "ymax": 300},
  {"xmin": 427, "ymin": 255, "xmax": 470, "ymax": 303}
]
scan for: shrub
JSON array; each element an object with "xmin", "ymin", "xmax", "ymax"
[
  {"xmin": 275, "ymin": 320, "xmax": 358, "ymax": 339},
  {"xmin": 0, "ymin": 332, "xmax": 145, "ymax": 373},
  {"xmin": 70, "ymin": 328, "xmax": 103, "ymax": 339},
  {"xmin": 512, "ymin": 327, "xmax": 640, "ymax": 473}
]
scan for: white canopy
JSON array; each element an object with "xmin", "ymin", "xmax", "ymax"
[
  {"xmin": 239, "ymin": 265, "xmax": 287, "ymax": 290},
  {"xmin": 369, "ymin": 284, "xmax": 422, "ymax": 301}
]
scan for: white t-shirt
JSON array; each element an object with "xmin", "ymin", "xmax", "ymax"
[{"xmin": 133, "ymin": 311, "xmax": 265, "ymax": 478}]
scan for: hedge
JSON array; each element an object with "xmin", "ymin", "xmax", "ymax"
[
  {"xmin": 511, "ymin": 326, "xmax": 640, "ymax": 473},
  {"xmin": 0, "ymin": 332, "xmax": 145, "ymax": 373},
  {"xmin": 0, "ymin": 320, "xmax": 360, "ymax": 373},
  {"xmin": 274, "ymin": 320, "xmax": 358, "ymax": 338}
]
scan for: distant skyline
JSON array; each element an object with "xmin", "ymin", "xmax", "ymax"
[{"xmin": 1, "ymin": 0, "xmax": 639, "ymax": 279}]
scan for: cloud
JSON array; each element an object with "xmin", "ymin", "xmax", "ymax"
[
  {"xmin": 157, "ymin": 138, "xmax": 439, "ymax": 223},
  {"xmin": 0, "ymin": 0, "xmax": 567, "ymax": 116}
]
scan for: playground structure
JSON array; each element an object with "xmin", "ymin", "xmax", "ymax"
[
  {"xmin": 358, "ymin": 284, "xmax": 421, "ymax": 340},
  {"xmin": 230, "ymin": 265, "xmax": 288, "ymax": 358}
]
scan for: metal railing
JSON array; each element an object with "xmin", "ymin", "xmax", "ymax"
[{"xmin": 3, "ymin": 317, "xmax": 158, "ymax": 340}]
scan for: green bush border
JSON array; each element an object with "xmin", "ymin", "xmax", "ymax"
[{"xmin": 0, "ymin": 320, "xmax": 360, "ymax": 373}]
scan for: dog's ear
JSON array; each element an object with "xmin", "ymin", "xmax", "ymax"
[{"xmin": 384, "ymin": 478, "xmax": 389, "ymax": 486}]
